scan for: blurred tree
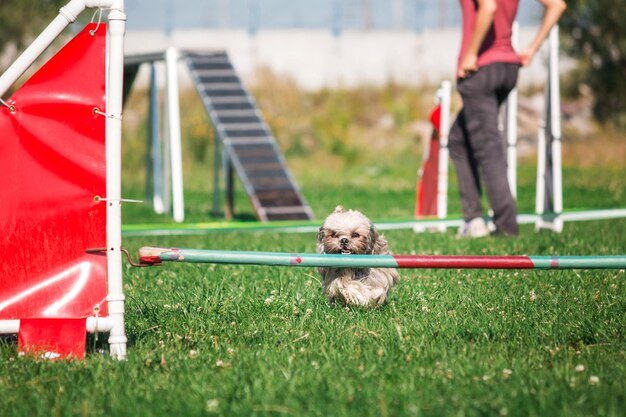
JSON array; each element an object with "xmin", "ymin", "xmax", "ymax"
[
  {"xmin": 559, "ymin": 0, "xmax": 626, "ymax": 126},
  {"xmin": 0, "ymin": 0, "xmax": 65, "ymax": 69}
]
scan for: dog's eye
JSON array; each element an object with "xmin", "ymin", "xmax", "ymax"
[
  {"xmin": 330, "ymin": 231, "xmax": 337, "ymax": 238},
  {"xmin": 351, "ymin": 232, "xmax": 360, "ymax": 238}
]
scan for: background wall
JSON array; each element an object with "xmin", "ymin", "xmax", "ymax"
[{"xmin": 126, "ymin": 27, "xmax": 561, "ymax": 90}]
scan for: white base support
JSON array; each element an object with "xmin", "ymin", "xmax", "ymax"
[{"xmin": 0, "ymin": 316, "xmax": 115, "ymax": 335}]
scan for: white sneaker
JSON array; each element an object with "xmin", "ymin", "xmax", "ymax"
[{"xmin": 457, "ymin": 217, "xmax": 490, "ymax": 238}]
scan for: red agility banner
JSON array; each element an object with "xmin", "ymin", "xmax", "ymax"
[
  {"xmin": 0, "ymin": 24, "xmax": 108, "ymax": 357},
  {"xmin": 415, "ymin": 105, "xmax": 441, "ymax": 217},
  {"xmin": 18, "ymin": 318, "xmax": 87, "ymax": 360}
]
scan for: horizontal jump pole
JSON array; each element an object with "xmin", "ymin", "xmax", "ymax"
[
  {"xmin": 138, "ymin": 247, "xmax": 626, "ymax": 270},
  {"xmin": 122, "ymin": 208, "xmax": 626, "ymax": 237}
]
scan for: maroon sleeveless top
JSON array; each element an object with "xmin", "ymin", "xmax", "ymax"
[{"xmin": 458, "ymin": 0, "xmax": 521, "ymax": 71}]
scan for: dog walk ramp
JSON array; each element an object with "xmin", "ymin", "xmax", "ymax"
[{"xmin": 185, "ymin": 51, "xmax": 314, "ymax": 222}]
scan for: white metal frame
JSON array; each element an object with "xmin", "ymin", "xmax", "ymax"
[
  {"xmin": 125, "ymin": 50, "xmax": 185, "ymax": 223},
  {"xmin": 148, "ymin": 62, "xmax": 166, "ymax": 214},
  {"xmin": 165, "ymin": 48, "xmax": 185, "ymax": 223},
  {"xmin": 506, "ymin": 21, "xmax": 519, "ymax": 200},
  {"xmin": 535, "ymin": 26, "xmax": 564, "ymax": 232},
  {"xmin": 435, "ymin": 80, "xmax": 452, "ymax": 232},
  {"xmin": 0, "ymin": 0, "xmax": 128, "ymax": 359}
]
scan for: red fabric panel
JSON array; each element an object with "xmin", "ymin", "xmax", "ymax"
[
  {"xmin": 18, "ymin": 318, "xmax": 87, "ymax": 360},
  {"xmin": 415, "ymin": 106, "xmax": 441, "ymax": 217},
  {"xmin": 0, "ymin": 24, "xmax": 108, "ymax": 320}
]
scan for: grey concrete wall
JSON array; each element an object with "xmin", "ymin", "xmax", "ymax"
[{"xmin": 126, "ymin": 28, "xmax": 567, "ymax": 90}]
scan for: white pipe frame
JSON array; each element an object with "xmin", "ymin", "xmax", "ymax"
[
  {"xmin": 548, "ymin": 26, "xmax": 564, "ymax": 232},
  {"xmin": 535, "ymin": 125, "xmax": 547, "ymax": 215},
  {"xmin": 506, "ymin": 21, "xmax": 519, "ymax": 200},
  {"xmin": 0, "ymin": 0, "xmax": 118, "ymax": 97},
  {"xmin": 131, "ymin": 50, "xmax": 186, "ymax": 222},
  {"xmin": 165, "ymin": 47, "xmax": 185, "ymax": 223},
  {"xmin": 0, "ymin": 0, "xmax": 128, "ymax": 359},
  {"xmin": 535, "ymin": 26, "xmax": 563, "ymax": 232},
  {"xmin": 436, "ymin": 80, "xmax": 452, "ymax": 232},
  {"xmin": 0, "ymin": 317, "xmax": 115, "ymax": 335},
  {"xmin": 149, "ymin": 63, "xmax": 166, "ymax": 214},
  {"xmin": 105, "ymin": 2, "xmax": 128, "ymax": 360}
]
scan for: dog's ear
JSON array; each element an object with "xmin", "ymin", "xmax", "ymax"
[
  {"xmin": 333, "ymin": 205, "xmax": 346, "ymax": 213},
  {"xmin": 317, "ymin": 227, "xmax": 325, "ymax": 242},
  {"xmin": 317, "ymin": 227, "xmax": 326, "ymax": 253},
  {"xmin": 369, "ymin": 224, "xmax": 389, "ymax": 254}
]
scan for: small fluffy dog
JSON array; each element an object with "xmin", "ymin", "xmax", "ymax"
[{"xmin": 316, "ymin": 206, "xmax": 399, "ymax": 307}]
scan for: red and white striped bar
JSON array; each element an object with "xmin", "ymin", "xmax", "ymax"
[{"xmin": 138, "ymin": 247, "xmax": 626, "ymax": 270}]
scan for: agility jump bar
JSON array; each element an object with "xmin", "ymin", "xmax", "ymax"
[{"xmin": 138, "ymin": 247, "xmax": 626, "ymax": 270}]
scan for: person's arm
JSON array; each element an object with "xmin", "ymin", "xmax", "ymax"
[
  {"xmin": 519, "ymin": 0, "xmax": 567, "ymax": 66},
  {"xmin": 458, "ymin": 0, "xmax": 497, "ymax": 78}
]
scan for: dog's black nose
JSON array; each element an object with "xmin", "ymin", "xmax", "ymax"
[{"xmin": 340, "ymin": 237, "xmax": 349, "ymax": 245}]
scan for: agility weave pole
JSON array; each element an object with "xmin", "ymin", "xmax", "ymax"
[{"xmin": 138, "ymin": 247, "xmax": 626, "ymax": 270}]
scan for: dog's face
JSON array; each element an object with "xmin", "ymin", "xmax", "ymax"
[
  {"xmin": 316, "ymin": 206, "xmax": 397, "ymax": 307},
  {"xmin": 317, "ymin": 205, "xmax": 379, "ymax": 255}
]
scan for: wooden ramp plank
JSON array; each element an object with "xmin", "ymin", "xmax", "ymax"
[{"xmin": 185, "ymin": 51, "xmax": 314, "ymax": 221}]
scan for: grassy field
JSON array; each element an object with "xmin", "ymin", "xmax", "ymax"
[{"xmin": 1, "ymin": 81, "xmax": 625, "ymax": 417}]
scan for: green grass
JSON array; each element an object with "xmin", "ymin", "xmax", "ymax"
[
  {"xmin": 1, "ymin": 176, "xmax": 625, "ymax": 417},
  {"xmin": 1, "ymin": 81, "xmax": 625, "ymax": 416}
]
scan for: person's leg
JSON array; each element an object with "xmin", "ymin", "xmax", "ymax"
[
  {"xmin": 449, "ymin": 109, "xmax": 484, "ymax": 222},
  {"xmin": 457, "ymin": 64, "xmax": 518, "ymax": 235}
]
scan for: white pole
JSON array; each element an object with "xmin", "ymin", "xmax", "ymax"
[
  {"xmin": 105, "ymin": 2, "xmax": 128, "ymax": 360},
  {"xmin": 535, "ymin": 61, "xmax": 549, "ymax": 232},
  {"xmin": 0, "ymin": 0, "xmax": 88, "ymax": 96},
  {"xmin": 506, "ymin": 21, "xmax": 519, "ymax": 200},
  {"xmin": 549, "ymin": 26, "xmax": 563, "ymax": 232},
  {"xmin": 0, "ymin": 0, "xmax": 123, "ymax": 96},
  {"xmin": 149, "ymin": 63, "xmax": 166, "ymax": 214},
  {"xmin": 436, "ymin": 80, "xmax": 452, "ymax": 232},
  {"xmin": 165, "ymin": 47, "xmax": 185, "ymax": 223},
  {"xmin": 535, "ymin": 126, "xmax": 547, "ymax": 217},
  {"xmin": 162, "ymin": 84, "xmax": 172, "ymax": 214}
]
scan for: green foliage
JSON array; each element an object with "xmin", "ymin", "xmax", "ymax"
[
  {"xmin": 1, "ymin": 211, "xmax": 625, "ymax": 416},
  {"xmin": 0, "ymin": 0, "xmax": 65, "ymax": 66},
  {"xmin": 560, "ymin": 0, "xmax": 626, "ymax": 126},
  {"xmin": 310, "ymin": 88, "xmax": 359, "ymax": 161},
  {"xmin": 4, "ymin": 67, "xmax": 623, "ymax": 415},
  {"xmin": 250, "ymin": 71, "xmax": 429, "ymax": 169}
]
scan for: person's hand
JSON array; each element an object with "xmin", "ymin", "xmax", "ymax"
[
  {"xmin": 458, "ymin": 52, "xmax": 478, "ymax": 78},
  {"xmin": 519, "ymin": 46, "xmax": 537, "ymax": 67}
]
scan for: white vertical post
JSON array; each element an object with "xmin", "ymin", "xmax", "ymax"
[
  {"xmin": 165, "ymin": 47, "xmax": 185, "ymax": 223},
  {"xmin": 148, "ymin": 63, "xmax": 165, "ymax": 214},
  {"xmin": 162, "ymin": 84, "xmax": 172, "ymax": 214},
  {"xmin": 506, "ymin": 21, "xmax": 519, "ymax": 199},
  {"xmin": 535, "ymin": 26, "xmax": 563, "ymax": 233},
  {"xmin": 105, "ymin": 3, "xmax": 128, "ymax": 360},
  {"xmin": 535, "ymin": 127, "xmax": 547, "ymax": 216},
  {"xmin": 549, "ymin": 26, "xmax": 563, "ymax": 232},
  {"xmin": 436, "ymin": 80, "xmax": 452, "ymax": 232}
]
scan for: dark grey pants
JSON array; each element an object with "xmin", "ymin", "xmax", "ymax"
[{"xmin": 449, "ymin": 63, "xmax": 520, "ymax": 235}]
